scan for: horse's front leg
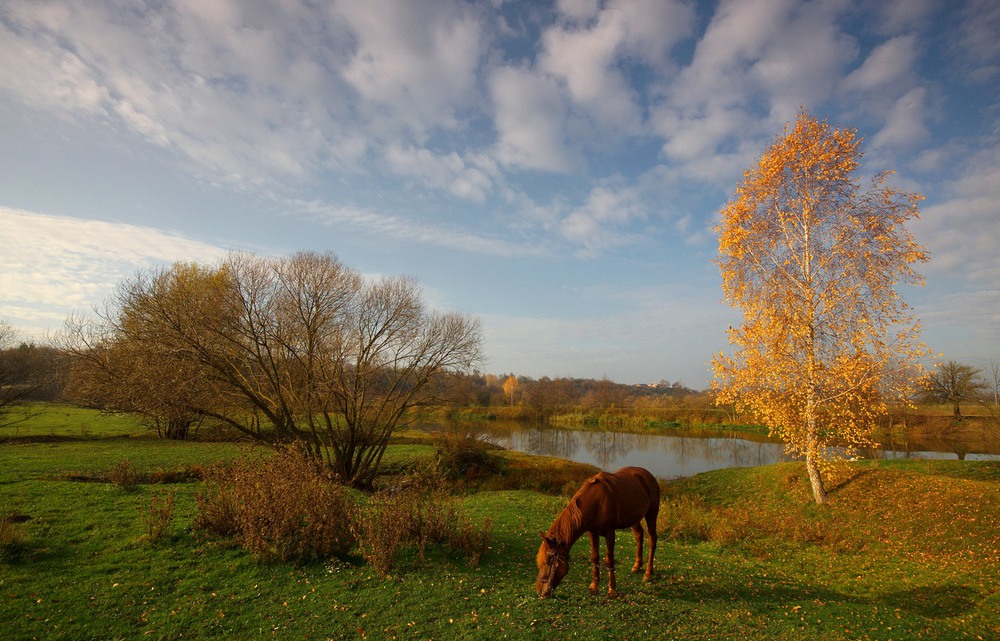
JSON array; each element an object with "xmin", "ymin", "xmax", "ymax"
[
  {"xmin": 605, "ymin": 530, "xmax": 617, "ymax": 597},
  {"xmin": 587, "ymin": 532, "xmax": 601, "ymax": 595}
]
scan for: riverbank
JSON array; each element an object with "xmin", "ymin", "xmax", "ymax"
[{"xmin": 2, "ymin": 406, "xmax": 998, "ymax": 639}]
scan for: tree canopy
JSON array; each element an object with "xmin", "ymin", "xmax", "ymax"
[{"xmin": 713, "ymin": 111, "xmax": 929, "ymax": 504}]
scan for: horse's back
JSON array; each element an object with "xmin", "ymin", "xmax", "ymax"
[
  {"xmin": 612, "ymin": 466, "xmax": 659, "ymax": 506},
  {"xmin": 590, "ymin": 466, "xmax": 658, "ymax": 529}
]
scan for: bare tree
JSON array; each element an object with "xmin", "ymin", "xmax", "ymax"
[
  {"xmin": 60, "ymin": 252, "xmax": 483, "ymax": 486},
  {"xmin": 987, "ymin": 360, "xmax": 1000, "ymax": 409},
  {"xmin": 918, "ymin": 360, "xmax": 988, "ymax": 419}
]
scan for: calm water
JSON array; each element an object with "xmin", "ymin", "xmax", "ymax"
[{"xmin": 427, "ymin": 422, "xmax": 1000, "ymax": 480}]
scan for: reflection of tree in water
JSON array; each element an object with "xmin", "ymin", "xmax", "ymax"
[
  {"xmin": 658, "ymin": 435, "xmax": 790, "ymax": 474},
  {"xmin": 517, "ymin": 426, "xmax": 581, "ymax": 460},
  {"xmin": 580, "ymin": 430, "xmax": 636, "ymax": 469}
]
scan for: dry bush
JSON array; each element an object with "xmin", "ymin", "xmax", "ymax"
[
  {"xmin": 350, "ymin": 490, "xmax": 410, "ymax": 577},
  {"xmin": 194, "ymin": 445, "xmax": 355, "ymax": 562},
  {"xmin": 351, "ymin": 486, "xmax": 493, "ymax": 577},
  {"xmin": 449, "ymin": 516, "xmax": 493, "ymax": 566},
  {"xmin": 106, "ymin": 459, "xmax": 142, "ymax": 491},
  {"xmin": 433, "ymin": 433, "xmax": 503, "ymax": 482},
  {"xmin": 142, "ymin": 489, "xmax": 176, "ymax": 541}
]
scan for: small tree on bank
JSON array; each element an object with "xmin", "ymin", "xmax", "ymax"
[
  {"xmin": 918, "ymin": 360, "xmax": 988, "ymax": 419},
  {"xmin": 713, "ymin": 112, "xmax": 929, "ymax": 504}
]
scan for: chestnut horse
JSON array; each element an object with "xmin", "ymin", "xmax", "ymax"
[{"xmin": 535, "ymin": 466, "xmax": 659, "ymax": 598}]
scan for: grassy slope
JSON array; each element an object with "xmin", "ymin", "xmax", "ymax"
[{"xmin": 0, "ymin": 405, "xmax": 997, "ymax": 640}]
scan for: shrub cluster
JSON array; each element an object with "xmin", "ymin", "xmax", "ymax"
[
  {"xmin": 106, "ymin": 459, "xmax": 143, "ymax": 491},
  {"xmin": 194, "ymin": 445, "xmax": 355, "ymax": 562},
  {"xmin": 432, "ymin": 433, "xmax": 503, "ymax": 482},
  {"xmin": 191, "ymin": 444, "xmax": 493, "ymax": 572},
  {"xmin": 351, "ymin": 485, "xmax": 492, "ymax": 577}
]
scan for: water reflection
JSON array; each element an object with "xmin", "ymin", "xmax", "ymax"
[
  {"xmin": 476, "ymin": 423, "xmax": 793, "ymax": 479},
  {"xmin": 433, "ymin": 422, "xmax": 1000, "ymax": 480}
]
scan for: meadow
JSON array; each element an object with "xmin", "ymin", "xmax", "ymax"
[{"xmin": 1, "ymin": 405, "xmax": 998, "ymax": 640}]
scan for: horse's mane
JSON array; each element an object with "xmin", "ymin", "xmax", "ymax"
[{"xmin": 553, "ymin": 472, "xmax": 618, "ymax": 539}]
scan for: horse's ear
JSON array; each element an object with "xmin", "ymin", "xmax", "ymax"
[{"xmin": 540, "ymin": 532, "xmax": 561, "ymax": 547}]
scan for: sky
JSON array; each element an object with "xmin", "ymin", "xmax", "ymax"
[{"xmin": 1, "ymin": 0, "xmax": 998, "ymax": 388}]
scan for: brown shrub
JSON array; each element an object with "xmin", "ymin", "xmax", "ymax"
[
  {"xmin": 433, "ymin": 434, "xmax": 503, "ymax": 481},
  {"xmin": 350, "ymin": 490, "xmax": 410, "ymax": 577},
  {"xmin": 142, "ymin": 489, "xmax": 176, "ymax": 541},
  {"xmin": 194, "ymin": 444, "xmax": 355, "ymax": 562},
  {"xmin": 106, "ymin": 459, "xmax": 142, "ymax": 491},
  {"xmin": 350, "ymin": 486, "xmax": 493, "ymax": 577}
]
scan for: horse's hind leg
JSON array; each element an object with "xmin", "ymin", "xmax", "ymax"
[
  {"xmin": 631, "ymin": 524, "xmax": 644, "ymax": 574},
  {"xmin": 643, "ymin": 509, "xmax": 658, "ymax": 582}
]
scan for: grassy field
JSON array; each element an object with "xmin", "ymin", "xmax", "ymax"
[{"xmin": 1, "ymin": 405, "xmax": 998, "ymax": 640}]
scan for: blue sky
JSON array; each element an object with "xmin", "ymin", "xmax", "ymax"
[{"xmin": 1, "ymin": 0, "xmax": 998, "ymax": 387}]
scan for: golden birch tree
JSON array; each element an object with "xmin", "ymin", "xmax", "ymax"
[{"xmin": 713, "ymin": 111, "xmax": 929, "ymax": 504}]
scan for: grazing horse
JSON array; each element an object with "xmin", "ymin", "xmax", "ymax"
[{"xmin": 535, "ymin": 466, "xmax": 659, "ymax": 598}]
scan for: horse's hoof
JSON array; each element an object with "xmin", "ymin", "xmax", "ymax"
[
  {"xmin": 643, "ymin": 573, "xmax": 654, "ymax": 583},
  {"xmin": 631, "ymin": 564, "xmax": 642, "ymax": 574},
  {"xmin": 588, "ymin": 584, "xmax": 599, "ymax": 595},
  {"xmin": 607, "ymin": 589, "xmax": 619, "ymax": 599}
]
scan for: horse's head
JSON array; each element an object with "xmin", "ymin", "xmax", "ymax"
[{"xmin": 535, "ymin": 532, "xmax": 569, "ymax": 598}]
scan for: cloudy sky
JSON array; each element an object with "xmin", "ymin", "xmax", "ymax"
[{"xmin": 1, "ymin": 0, "xmax": 998, "ymax": 387}]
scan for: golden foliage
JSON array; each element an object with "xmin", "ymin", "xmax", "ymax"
[{"xmin": 713, "ymin": 111, "xmax": 929, "ymax": 501}]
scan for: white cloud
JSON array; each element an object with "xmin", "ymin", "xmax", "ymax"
[
  {"xmin": 875, "ymin": 0, "xmax": 938, "ymax": 35},
  {"xmin": 559, "ymin": 184, "xmax": 647, "ymax": 256},
  {"xmin": 0, "ymin": 207, "xmax": 230, "ymax": 336},
  {"xmin": 336, "ymin": 0, "xmax": 487, "ymax": 136},
  {"xmin": 556, "ymin": 0, "xmax": 600, "ymax": 22},
  {"xmin": 652, "ymin": 0, "xmax": 855, "ymax": 182},
  {"xmin": 286, "ymin": 198, "xmax": 542, "ymax": 258},
  {"xmin": 841, "ymin": 35, "xmax": 919, "ymax": 94},
  {"xmin": 957, "ymin": 0, "xmax": 1000, "ymax": 82},
  {"xmin": 385, "ymin": 145, "xmax": 497, "ymax": 203},
  {"xmin": 871, "ymin": 87, "xmax": 930, "ymax": 149},
  {"xmin": 916, "ymin": 142, "xmax": 1000, "ymax": 282},
  {"xmin": 539, "ymin": 12, "xmax": 643, "ymax": 133},
  {"xmin": 490, "ymin": 65, "xmax": 578, "ymax": 173}
]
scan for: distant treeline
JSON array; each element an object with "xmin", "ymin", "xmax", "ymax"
[{"xmin": 439, "ymin": 372, "xmax": 729, "ymax": 425}]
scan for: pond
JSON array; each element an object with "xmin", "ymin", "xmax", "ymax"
[{"xmin": 424, "ymin": 422, "xmax": 1000, "ymax": 480}]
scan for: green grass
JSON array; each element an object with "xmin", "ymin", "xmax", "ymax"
[{"xmin": 1, "ymin": 404, "xmax": 998, "ymax": 640}]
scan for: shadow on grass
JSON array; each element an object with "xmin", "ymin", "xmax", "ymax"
[
  {"xmin": 0, "ymin": 433, "xmax": 139, "ymax": 445},
  {"xmin": 0, "ymin": 536, "xmax": 70, "ymax": 566},
  {"xmin": 879, "ymin": 584, "xmax": 981, "ymax": 619},
  {"xmin": 648, "ymin": 563, "xmax": 982, "ymax": 622}
]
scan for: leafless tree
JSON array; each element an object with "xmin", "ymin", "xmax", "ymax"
[
  {"xmin": 60, "ymin": 252, "xmax": 482, "ymax": 486},
  {"xmin": 918, "ymin": 360, "xmax": 988, "ymax": 419}
]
